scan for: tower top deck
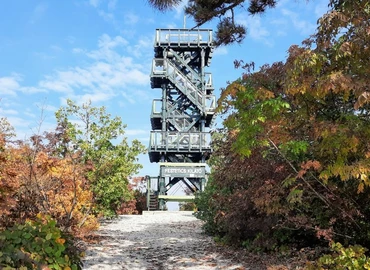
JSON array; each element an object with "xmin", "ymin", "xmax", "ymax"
[{"xmin": 154, "ymin": 28, "xmax": 213, "ymax": 48}]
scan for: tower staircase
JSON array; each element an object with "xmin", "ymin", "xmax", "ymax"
[{"xmin": 147, "ymin": 28, "xmax": 215, "ymax": 210}]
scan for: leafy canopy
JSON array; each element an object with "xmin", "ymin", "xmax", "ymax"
[
  {"xmin": 55, "ymin": 99, "xmax": 146, "ymax": 216},
  {"xmin": 196, "ymin": 0, "xmax": 370, "ymax": 251}
]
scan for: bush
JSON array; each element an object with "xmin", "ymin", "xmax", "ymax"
[
  {"xmin": 0, "ymin": 214, "xmax": 82, "ymax": 270},
  {"xmin": 179, "ymin": 201, "xmax": 196, "ymax": 211},
  {"xmin": 194, "ymin": 176, "xmax": 227, "ymax": 237},
  {"xmin": 116, "ymin": 178, "xmax": 147, "ymax": 215},
  {"xmin": 307, "ymin": 242, "xmax": 370, "ymax": 270}
]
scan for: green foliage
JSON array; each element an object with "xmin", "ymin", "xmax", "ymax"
[
  {"xmin": 219, "ymin": 66, "xmax": 290, "ymax": 157},
  {"xmin": 286, "ymin": 188, "xmax": 303, "ymax": 205},
  {"xmin": 195, "ymin": 132, "xmax": 299, "ymax": 250},
  {"xmin": 279, "ymin": 141, "xmax": 309, "ymax": 162},
  {"xmin": 194, "ymin": 176, "xmax": 226, "ymax": 236},
  {"xmin": 308, "ymin": 242, "xmax": 370, "ymax": 270},
  {"xmin": 0, "ymin": 215, "xmax": 81, "ymax": 270},
  {"xmin": 55, "ymin": 100, "xmax": 146, "ymax": 216},
  {"xmin": 195, "ymin": 0, "xmax": 370, "ymax": 255}
]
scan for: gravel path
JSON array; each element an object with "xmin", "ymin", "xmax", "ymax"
[
  {"xmin": 82, "ymin": 211, "xmax": 306, "ymax": 270},
  {"xmin": 82, "ymin": 211, "xmax": 251, "ymax": 270}
]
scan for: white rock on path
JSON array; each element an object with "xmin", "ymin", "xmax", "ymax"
[{"xmin": 82, "ymin": 211, "xmax": 250, "ymax": 270}]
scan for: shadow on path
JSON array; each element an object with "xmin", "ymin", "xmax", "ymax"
[{"xmin": 82, "ymin": 212, "xmax": 298, "ymax": 270}]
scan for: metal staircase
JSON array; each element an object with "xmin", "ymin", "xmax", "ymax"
[
  {"xmin": 147, "ymin": 28, "xmax": 215, "ymax": 210},
  {"xmin": 148, "ymin": 194, "xmax": 159, "ymax": 211},
  {"xmin": 152, "ymin": 59, "xmax": 205, "ymax": 111}
]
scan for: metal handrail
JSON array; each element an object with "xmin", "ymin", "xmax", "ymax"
[
  {"xmin": 155, "ymin": 28, "xmax": 213, "ymax": 46},
  {"xmin": 149, "ymin": 131, "xmax": 211, "ymax": 152}
]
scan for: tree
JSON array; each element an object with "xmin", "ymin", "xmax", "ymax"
[
  {"xmin": 117, "ymin": 177, "xmax": 147, "ymax": 214},
  {"xmin": 0, "ymin": 121, "xmax": 99, "ymax": 240},
  {"xmin": 0, "ymin": 117, "xmax": 18, "ymax": 228},
  {"xmin": 55, "ymin": 100, "xmax": 146, "ymax": 216},
  {"xmin": 196, "ymin": 0, "xmax": 370, "ymax": 250}
]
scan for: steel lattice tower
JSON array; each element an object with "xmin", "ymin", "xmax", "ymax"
[{"xmin": 147, "ymin": 28, "xmax": 215, "ymax": 210}]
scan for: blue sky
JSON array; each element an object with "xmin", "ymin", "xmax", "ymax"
[{"xmin": 0, "ymin": 0, "xmax": 330, "ymax": 178}]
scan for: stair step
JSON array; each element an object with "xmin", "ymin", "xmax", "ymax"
[{"xmin": 148, "ymin": 194, "xmax": 159, "ymax": 210}]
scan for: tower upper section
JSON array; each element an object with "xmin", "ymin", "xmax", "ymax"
[{"xmin": 148, "ymin": 28, "xmax": 215, "ymax": 163}]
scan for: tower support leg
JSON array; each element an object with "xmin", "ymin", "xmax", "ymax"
[
  {"xmin": 201, "ymin": 177, "xmax": 206, "ymax": 192},
  {"xmin": 159, "ymin": 176, "xmax": 166, "ymax": 210},
  {"xmin": 146, "ymin": 175, "xmax": 151, "ymax": 210}
]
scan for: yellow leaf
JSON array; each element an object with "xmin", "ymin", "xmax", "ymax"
[
  {"xmin": 55, "ymin": 238, "xmax": 66, "ymax": 244},
  {"xmin": 358, "ymin": 182, "xmax": 364, "ymax": 193}
]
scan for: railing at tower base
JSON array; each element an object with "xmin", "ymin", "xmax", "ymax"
[{"xmin": 145, "ymin": 163, "xmax": 207, "ymax": 211}]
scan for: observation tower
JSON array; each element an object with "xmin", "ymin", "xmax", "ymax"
[{"xmin": 146, "ymin": 28, "xmax": 215, "ymax": 210}]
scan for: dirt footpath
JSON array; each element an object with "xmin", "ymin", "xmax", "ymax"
[{"xmin": 82, "ymin": 211, "xmax": 301, "ymax": 270}]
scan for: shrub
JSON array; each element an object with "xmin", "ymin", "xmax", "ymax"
[
  {"xmin": 194, "ymin": 176, "xmax": 227, "ymax": 237},
  {"xmin": 0, "ymin": 214, "xmax": 82, "ymax": 270},
  {"xmin": 307, "ymin": 242, "xmax": 370, "ymax": 270},
  {"xmin": 179, "ymin": 201, "xmax": 196, "ymax": 211}
]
